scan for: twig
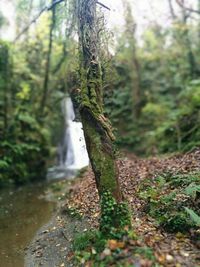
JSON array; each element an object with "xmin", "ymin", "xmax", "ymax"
[
  {"xmin": 61, "ymin": 230, "xmax": 68, "ymax": 241},
  {"xmin": 14, "ymin": 7, "xmax": 47, "ymax": 41},
  {"xmin": 47, "ymin": 0, "xmax": 65, "ymax": 10},
  {"xmin": 14, "ymin": 0, "xmax": 65, "ymax": 42},
  {"xmin": 97, "ymin": 1, "xmax": 110, "ymax": 11},
  {"xmin": 176, "ymin": 0, "xmax": 200, "ymax": 15}
]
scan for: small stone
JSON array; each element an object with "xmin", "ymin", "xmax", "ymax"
[
  {"xmin": 42, "ymin": 229, "xmax": 49, "ymax": 234},
  {"xmin": 180, "ymin": 251, "xmax": 189, "ymax": 257},
  {"xmin": 103, "ymin": 248, "xmax": 111, "ymax": 256},
  {"xmin": 91, "ymin": 248, "xmax": 96, "ymax": 254},
  {"xmin": 35, "ymin": 251, "xmax": 43, "ymax": 258},
  {"xmin": 166, "ymin": 254, "xmax": 174, "ymax": 262}
]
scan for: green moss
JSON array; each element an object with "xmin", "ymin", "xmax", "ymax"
[{"xmin": 81, "ymin": 112, "xmax": 118, "ymax": 196}]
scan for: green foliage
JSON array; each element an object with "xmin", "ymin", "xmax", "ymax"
[
  {"xmin": 134, "ymin": 247, "xmax": 155, "ymax": 261},
  {"xmin": 72, "ymin": 229, "xmax": 158, "ymax": 267},
  {"xmin": 72, "ymin": 191, "xmax": 132, "ymax": 266},
  {"xmin": 184, "ymin": 207, "xmax": 200, "ymax": 227},
  {"xmin": 100, "ymin": 190, "xmax": 131, "ymax": 237},
  {"xmin": 73, "ymin": 230, "xmax": 106, "ymax": 252},
  {"xmin": 164, "ymin": 172, "xmax": 200, "ymax": 187},
  {"xmin": 72, "ymin": 229, "xmax": 159, "ymax": 266},
  {"xmin": 104, "ymin": 12, "xmax": 200, "ymax": 155},
  {"xmin": 0, "ymin": 3, "xmax": 78, "ymax": 187},
  {"xmin": 138, "ymin": 172, "xmax": 200, "ymax": 233},
  {"xmin": 63, "ymin": 206, "xmax": 82, "ymax": 219},
  {"xmin": 184, "ymin": 184, "xmax": 200, "ymax": 199}
]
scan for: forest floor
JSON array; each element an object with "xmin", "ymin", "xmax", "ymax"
[{"xmin": 25, "ymin": 149, "xmax": 200, "ymax": 267}]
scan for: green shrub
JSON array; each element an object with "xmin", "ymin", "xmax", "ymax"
[{"xmin": 139, "ymin": 172, "xmax": 200, "ymax": 233}]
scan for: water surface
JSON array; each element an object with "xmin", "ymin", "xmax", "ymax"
[{"xmin": 0, "ymin": 183, "xmax": 55, "ymax": 267}]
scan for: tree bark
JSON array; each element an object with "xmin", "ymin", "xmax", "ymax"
[{"xmin": 77, "ymin": 0, "xmax": 122, "ymax": 202}]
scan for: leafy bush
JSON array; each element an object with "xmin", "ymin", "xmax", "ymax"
[
  {"xmin": 139, "ymin": 172, "xmax": 200, "ymax": 233},
  {"xmin": 0, "ymin": 110, "xmax": 50, "ymax": 186},
  {"xmin": 184, "ymin": 207, "xmax": 200, "ymax": 227}
]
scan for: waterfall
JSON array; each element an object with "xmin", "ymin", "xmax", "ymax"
[{"xmin": 47, "ymin": 97, "xmax": 89, "ymax": 180}]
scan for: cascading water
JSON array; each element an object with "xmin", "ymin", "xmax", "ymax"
[{"xmin": 47, "ymin": 97, "xmax": 89, "ymax": 180}]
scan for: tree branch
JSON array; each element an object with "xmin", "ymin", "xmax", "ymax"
[
  {"xmin": 14, "ymin": 0, "xmax": 65, "ymax": 42},
  {"xmin": 97, "ymin": 1, "xmax": 110, "ymax": 11},
  {"xmin": 176, "ymin": 0, "xmax": 200, "ymax": 15},
  {"xmin": 168, "ymin": 0, "xmax": 177, "ymax": 19},
  {"xmin": 47, "ymin": 0, "xmax": 65, "ymax": 10},
  {"xmin": 14, "ymin": 7, "xmax": 47, "ymax": 41}
]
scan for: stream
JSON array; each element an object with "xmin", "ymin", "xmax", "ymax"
[
  {"xmin": 0, "ymin": 97, "xmax": 89, "ymax": 267},
  {"xmin": 0, "ymin": 183, "xmax": 55, "ymax": 267}
]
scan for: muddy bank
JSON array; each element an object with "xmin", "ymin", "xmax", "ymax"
[{"xmin": 25, "ymin": 213, "xmax": 88, "ymax": 267}]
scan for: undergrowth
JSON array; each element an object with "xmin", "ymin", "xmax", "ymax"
[
  {"xmin": 72, "ymin": 229, "xmax": 159, "ymax": 267},
  {"xmin": 138, "ymin": 172, "xmax": 200, "ymax": 233},
  {"xmin": 72, "ymin": 191, "xmax": 159, "ymax": 266},
  {"xmin": 100, "ymin": 190, "xmax": 131, "ymax": 238}
]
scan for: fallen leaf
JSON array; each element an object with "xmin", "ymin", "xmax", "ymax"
[{"xmin": 107, "ymin": 239, "xmax": 125, "ymax": 250}]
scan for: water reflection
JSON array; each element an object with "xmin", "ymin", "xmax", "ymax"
[{"xmin": 0, "ymin": 183, "xmax": 55, "ymax": 267}]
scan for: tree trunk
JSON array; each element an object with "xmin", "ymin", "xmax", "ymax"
[
  {"xmin": 168, "ymin": 0, "xmax": 176, "ymax": 19},
  {"xmin": 40, "ymin": 0, "xmax": 56, "ymax": 115},
  {"xmin": 180, "ymin": 0, "xmax": 197, "ymax": 78},
  {"xmin": 124, "ymin": 0, "xmax": 141, "ymax": 119},
  {"xmin": 77, "ymin": 0, "xmax": 122, "ymax": 202},
  {"xmin": 132, "ymin": 53, "xmax": 141, "ymax": 119},
  {"xmin": 0, "ymin": 43, "xmax": 9, "ymax": 138}
]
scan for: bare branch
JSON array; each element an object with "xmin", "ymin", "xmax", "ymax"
[
  {"xmin": 97, "ymin": 1, "xmax": 110, "ymax": 11},
  {"xmin": 47, "ymin": 0, "xmax": 65, "ymax": 10},
  {"xmin": 176, "ymin": 0, "xmax": 200, "ymax": 15},
  {"xmin": 14, "ymin": 7, "xmax": 47, "ymax": 41},
  {"xmin": 168, "ymin": 0, "xmax": 177, "ymax": 19},
  {"xmin": 14, "ymin": 0, "xmax": 65, "ymax": 42}
]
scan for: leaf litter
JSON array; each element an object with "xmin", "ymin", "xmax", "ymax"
[{"xmin": 64, "ymin": 148, "xmax": 200, "ymax": 266}]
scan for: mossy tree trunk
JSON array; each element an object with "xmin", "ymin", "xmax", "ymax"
[{"xmin": 77, "ymin": 0, "xmax": 122, "ymax": 202}]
